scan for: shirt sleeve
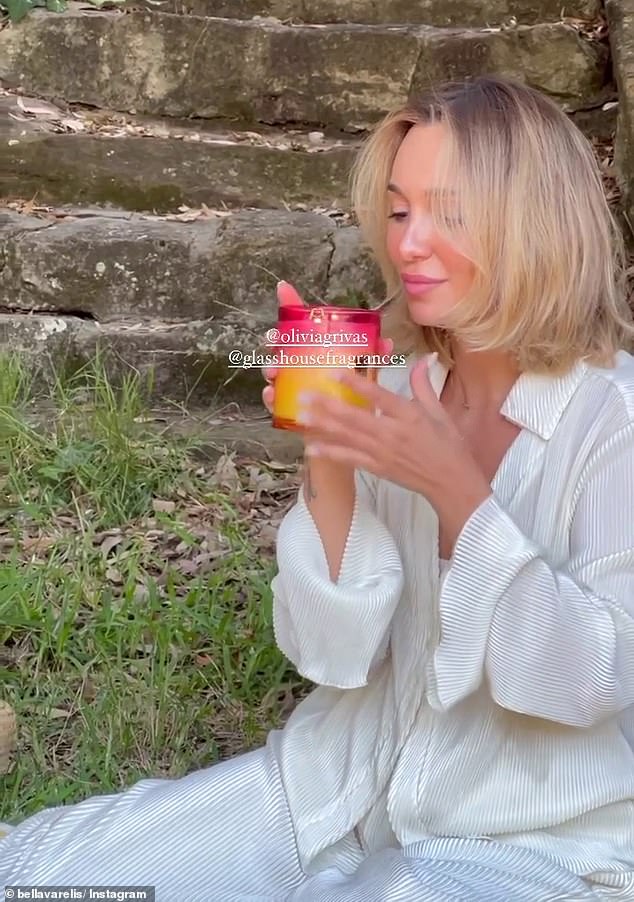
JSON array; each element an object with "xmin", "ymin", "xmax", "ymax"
[
  {"xmin": 272, "ymin": 467, "xmax": 404, "ymax": 690},
  {"xmin": 428, "ymin": 422, "xmax": 634, "ymax": 727}
]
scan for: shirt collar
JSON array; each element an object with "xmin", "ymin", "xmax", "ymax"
[{"xmin": 426, "ymin": 353, "xmax": 588, "ymax": 440}]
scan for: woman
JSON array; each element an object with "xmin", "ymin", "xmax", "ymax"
[{"xmin": 1, "ymin": 75, "xmax": 634, "ymax": 901}]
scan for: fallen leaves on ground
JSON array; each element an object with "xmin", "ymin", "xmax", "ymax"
[{"xmin": 0, "ymin": 452, "xmax": 301, "ymax": 589}]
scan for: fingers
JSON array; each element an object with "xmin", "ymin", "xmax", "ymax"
[
  {"xmin": 262, "ymin": 384, "xmax": 274, "ymax": 413},
  {"xmin": 297, "ymin": 392, "xmax": 384, "ymax": 458},
  {"xmin": 262, "ymin": 364, "xmax": 278, "ymax": 414},
  {"xmin": 277, "ymin": 281, "xmax": 304, "ymax": 307},
  {"xmin": 408, "ymin": 355, "xmax": 443, "ymax": 413},
  {"xmin": 335, "ymin": 370, "xmax": 416, "ymax": 420}
]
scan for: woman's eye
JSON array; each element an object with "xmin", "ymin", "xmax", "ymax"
[{"xmin": 388, "ymin": 211, "xmax": 408, "ymax": 221}]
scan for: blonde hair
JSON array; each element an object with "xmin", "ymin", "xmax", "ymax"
[{"xmin": 350, "ymin": 75, "xmax": 634, "ymax": 373}]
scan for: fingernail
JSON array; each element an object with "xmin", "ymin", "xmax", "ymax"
[
  {"xmin": 297, "ymin": 391, "xmax": 313, "ymax": 404},
  {"xmin": 305, "ymin": 443, "xmax": 320, "ymax": 455},
  {"xmin": 277, "ymin": 280, "xmax": 288, "ymax": 288}
]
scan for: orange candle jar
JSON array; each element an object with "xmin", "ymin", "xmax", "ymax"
[{"xmin": 271, "ymin": 305, "xmax": 381, "ymax": 432}]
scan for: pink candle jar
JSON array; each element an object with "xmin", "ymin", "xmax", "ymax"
[{"xmin": 271, "ymin": 305, "xmax": 381, "ymax": 432}]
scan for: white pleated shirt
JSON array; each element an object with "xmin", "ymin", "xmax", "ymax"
[{"xmin": 270, "ymin": 350, "xmax": 634, "ymax": 898}]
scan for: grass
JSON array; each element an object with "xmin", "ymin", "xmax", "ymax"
[{"xmin": 0, "ymin": 353, "xmax": 307, "ymax": 823}]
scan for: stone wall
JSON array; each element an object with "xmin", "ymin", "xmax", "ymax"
[
  {"xmin": 607, "ymin": 0, "xmax": 634, "ymax": 234},
  {"xmin": 0, "ymin": 208, "xmax": 381, "ymax": 401},
  {"xmin": 0, "ymin": 0, "xmax": 630, "ymax": 401}
]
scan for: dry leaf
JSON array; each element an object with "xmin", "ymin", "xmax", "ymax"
[
  {"xmin": 49, "ymin": 707, "xmax": 72, "ymax": 719},
  {"xmin": 247, "ymin": 465, "xmax": 277, "ymax": 500},
  {"xmin": 60, "ymin": 118, "xmax": 86, "ymax": 133},
  {"xmin": 17, "ymin": 96, "xmax": 64, "ymax": 119},
  {"xmin": 22, "ymin": 535, "xmax": 56, "ymax": 553},
  {"xmin": 253, "ymin": 524, "xmax": 278, "ymax": 552},
  {"xmin": 171, "ymin": 209, "xmax": 203, "ymax": 222},
  {"xmin": 152, "ymin": 499, "xmax": 176, "ymax": 514},
  {"xmin": 210, "ymin": 453, "xmax": 242, "ymax": 491},
  {"xmin": 100, "ymin": 533, "xmax": 124, "ymax": 558},
  {"xmin": 267, "ymin": 460, "xmax": 295, "ymax": 471}
]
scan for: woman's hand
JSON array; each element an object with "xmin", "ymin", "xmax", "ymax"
[{"xmin": 295, "ymin": 355, "xmax": 493, "ymax": 516}]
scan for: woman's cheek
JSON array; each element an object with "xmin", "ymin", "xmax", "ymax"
[{"xmin": 385, "ymin": 228, "xmax": 399, "ymax": 265}]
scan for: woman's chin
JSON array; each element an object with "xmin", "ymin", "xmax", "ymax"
[{"xmin": 407, "ymin": 305, "xmax": 447, "ymax": 328}]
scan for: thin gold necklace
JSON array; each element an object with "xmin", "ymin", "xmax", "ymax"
[
  {"xmin": 449, "ymin": 369, "xmax": 510, "ymax": 412},
  {"xmin": 448, "ymin": 368, "xmax": 471, "ymax": 410}
]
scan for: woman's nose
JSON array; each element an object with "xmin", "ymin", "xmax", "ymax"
[{"xmin": 399, "ymin": 216, "xmax": 434, "ymax": 260}]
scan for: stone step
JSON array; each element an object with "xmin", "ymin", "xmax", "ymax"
[
  {"xmin": 0, "ymin": 311, "xmax": 263, "ymax": 405},
  {"xmin": 162, "ymin": 406, "xmax": 304, "ymax": 464},
  {"xmin": 0, "ymin": 92, "xmax": 616, "ymax": 213},
  {"xmin": 1, "ymin": 94, "xmax": 358, "ymax": 213},
  {"xmin": 1, "ymin": 92, "xmax": 615, "ymax": 214},
  {"xmin": 25, "ymin": 401, "xmax": 305, "ymax": 465},
  {"xmin": 0, "ymin": 8, "xmax": 610, "ymax": 134},
  {"xmin": 0, "ymin": 207, "xmax": 382, "ymax": 403},
  {"xmin": 163, "ymin": 0, "xmax": 600, "ymax": 26}
]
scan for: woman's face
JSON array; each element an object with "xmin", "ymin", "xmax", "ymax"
[{"xmin": 386, "ymin": 122, "xmax": 477, "ymax": 326}]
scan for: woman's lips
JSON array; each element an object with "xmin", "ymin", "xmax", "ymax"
[{"xmin": 402, "ymin": 275, "xmax": 447, "ymax": 296}]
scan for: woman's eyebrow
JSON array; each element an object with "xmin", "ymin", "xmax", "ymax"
[{"xmin": 386, "ymin": 183, "xmax": 456, "ymax": 197}]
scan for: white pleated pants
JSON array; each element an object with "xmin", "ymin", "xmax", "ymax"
[{"xmin": 0, "ymin": 738, "xmax": 600, "ymax": 901}]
